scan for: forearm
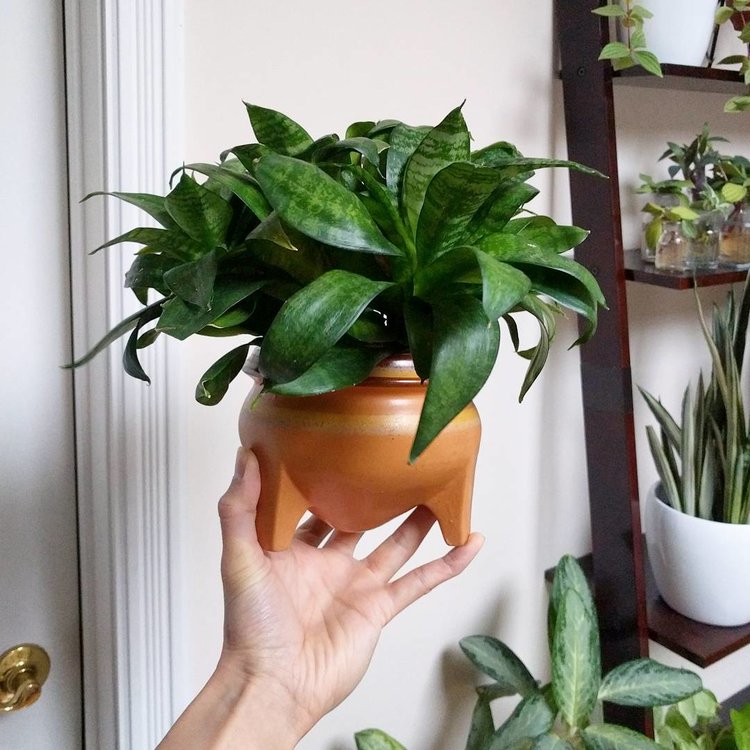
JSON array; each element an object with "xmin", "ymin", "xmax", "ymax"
[{"xmin": 157, "ymin": 665, "xmax": 305, "ymax": 750}]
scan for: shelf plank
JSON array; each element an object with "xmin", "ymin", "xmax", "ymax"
[
  {"xmin": 546, "ymin": 552, "xmax": 750, "ymax": 668},
  {"xmin": 614, "ymin": 64, "xmax": 745, "ymax": 94},
  {"xmin": 624, "ymin": 250, "xmax": 749, "ymax": 289}
]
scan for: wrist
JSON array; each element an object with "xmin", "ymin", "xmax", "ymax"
[{"xmin": 158, "ymin": 659, "xmax": 308, "ymax": 750}]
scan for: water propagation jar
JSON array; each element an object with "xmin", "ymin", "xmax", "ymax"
[
  {"xmin": 656, "ymin": 221, "xmax": 687, "ymax": 271},
  {"xmin": 720, "ymin": 205, "xmax": 750, "ymax": 268},
  {"xmin": 684, "ymin": 211, "xmax": 721, "ymax": 271}
]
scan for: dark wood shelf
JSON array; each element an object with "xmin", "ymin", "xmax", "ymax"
[
  {"xmin": 624, "ymin": 249, "xmax": 749, "ymax": 289},
  {"xmin": 614, "ymin": 64, "xmax": 745, "ymax": 94},
  {"xmin": 547, "ymin": 553, "xmax": 750, "ymax": 668}
]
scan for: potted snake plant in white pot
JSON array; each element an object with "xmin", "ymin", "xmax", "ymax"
[
  {"xmin": 640, "ymin": 276, "xmax": 750, "ymax": 627},
  {"xmin": 72, "ymin": 102, "xmax": 605, "ymax": 550}
]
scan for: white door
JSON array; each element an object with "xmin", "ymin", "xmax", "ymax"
[{"xmin": 0, "ymin": 1, "xmax": 83, "ymax": 747}]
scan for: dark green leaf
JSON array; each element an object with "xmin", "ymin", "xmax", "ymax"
[
  {"xmin": 317, "ymin": 137, "xmax": 381, "ymax": 167},
  {"xmin": 124, "ymin": 253, "xmax": 176, "ymax": 297},
  {"xmin": 411, "ymin": 295, "xmax": 499, "ymax": 461},
  {"xmin": 254, "ymin": 153, "xmax": 401, "ymax": 255},
  {"xmin": 582, "ymin": 724, "xmax": 662, "ymax": 750},
  {"xmin": 346, "ymin": 120, "xmax": 376, "ymax": 138},
  {"xmin": 552, "ymin": 589, "xmax": 601, "ymax": 729},
  {"xmin": 195, "ymin": 343, "xmax": 251, "ymax": 405},
  {"xmin": 259, "ymin": 270, "xmax": 392, "ymax": 384},
  {"xmin": 84, "ymin": 191, "xmax": 178, "ymax": 229},
  {"xmin": 471, "ymin": 141, "xmax": 522, "ymax": 167},
  {"xmin": 163, "ymin": 252, "xmax": 217, "ymax": 309},
  {"xmin": 598, "ymin": 659, "xmax": 702, "ymax": 707},
  {"xmin": 515, "ymin": 295, "xmax": 557, "ymax": 399},
  {"xmin": 467, "ymin": 183, "xmax": 540, "ymax": 239},
  {"xmin": 404, "ymin": 297, "xmax": 433, "ymax": 381},
  {"xmin": 245, "ymin": 103, "xmax": 313, "ymax": 156},
  {"xmin": 269, "ymin": 347, "xmax": 388, "ymax": 396},
  {"xmin": 403, "ymin": 105, "xmax": 471, "ymax": 235},
  {"xmin": 488, "ymin": 694, "xmax": 555, "ymax": 750},
  {"xmin": 185, "ymin": 162, "xmax": 271, "ymax": 219},
  {"xmin": 460, "ymin": 636, "xmax": 538, "ymax": 697},
  {"xmin": 157, "ymin": 279, "xmax": 265, "ymax": 340},
  {"xmin": 354, "ymin": 729, "xmax": 407, "ymax": 750},
  {"xmin": 221, "ymin": 143, "xmax": 268, "ymax": 172},
  {"xmin": 416, "ymin": 162, "xmax": 502, "ymax": 264},
  {"xmin": 385, "ymin": 123, "xmax": 430, "ymax": 193},
  {"xmin": 474, "ymin": 251, "xmax": 532, "ymax": 320},
  {"xmin": 91, "ymin": 227, "xmax": 193, "ymax": 256},
  {"xmin": 165, "ymin": 174, "xmax": 233, "ymax": 250},
  {"xmin": 123, "ymin": 303, "xmax": 164, "ymax": 383},
  {"xmin": 66, "ymin": 300, "xmax": 166, "ymax": 369}
]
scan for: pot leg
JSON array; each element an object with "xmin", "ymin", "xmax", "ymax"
[
  {"xmin": 255, "ymin": 466, "xmax": 309, "ymax": 552},
  {"xmin": 424, "ymin": 476, "xmax": 473, "ymax": 547}
]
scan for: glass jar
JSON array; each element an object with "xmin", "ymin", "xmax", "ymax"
[
  {"xmin": 684, "ymin": 212, "xmax": 720, "ymax": 271},
  {"xmin": 655, "ymin": 221, "xmax": 687, "ymax": 271},
  {"xmin": 719, "ymin": 206, "xmax": 750, "ymax": 269}
]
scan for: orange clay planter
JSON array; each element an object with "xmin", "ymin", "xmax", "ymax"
[{"xmin": 239, "ymin": 355, "xmax": 481, "ymax": 551}]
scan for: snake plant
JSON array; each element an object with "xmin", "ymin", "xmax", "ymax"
[
  {"xmin": 73, "ymin": 103, "xmax": 604, "ymax": 460},
  {"xmin": 640, "ymin": 275, "xmax": 750, "ymax": 523}
]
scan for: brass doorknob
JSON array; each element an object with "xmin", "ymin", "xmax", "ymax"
[{"xmin": 0, "ymin": 644, "xmax": 50, "ymax": 713}]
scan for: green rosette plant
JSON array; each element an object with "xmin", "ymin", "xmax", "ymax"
[
  {"xmin": 73, "ymin": 103, "xmax": 605, "ymax": 461},
  {"xmin": 355, "ymin": 555, "xmax": 703, "ymax": 750}
]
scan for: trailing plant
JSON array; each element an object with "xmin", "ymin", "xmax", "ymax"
[
  {"xmin": 640, "ymin": 274, "xmax": 750, "ymax": 524},
  {"xmin": 593, "ymin": 1, "xmax": 662, "ymax": 77},
  {"xmin": 716, "ymin": 0, "xmax": 750, "ymax": 113},
  {"xmin": 659, "ymin": 126, "xmax": 726, "ymax": 203},
  {"xmin": 656, "ymin": 688, "xmax": 750, "ymax": 750},
  {"xmin": 355, "ymin": 555, "xmax": 702, "ymax": 750},
  {"xmin": 71, "ymin": 103, "xmax": 605, "ymax": 461},
  {"xmin": 641, "ymin": 199, "xmax": 699, "ymax": 254},
  {"xmin": 714, "ymin": 154, "xmax": 750, "ymax": 210}
]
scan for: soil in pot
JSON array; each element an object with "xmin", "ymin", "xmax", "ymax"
[{"xmin": 239, "ymin": 354, "xmax": 481, "ymax": 551}]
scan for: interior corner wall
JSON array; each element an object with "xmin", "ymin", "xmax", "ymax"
[{"xmin": 174, "ymin": 3, "xmax": 750, "ymax": 748}]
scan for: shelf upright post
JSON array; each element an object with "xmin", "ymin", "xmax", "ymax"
[{"xmin": 555, "ymin": 0, "xmax": 650, "ymax": 732}]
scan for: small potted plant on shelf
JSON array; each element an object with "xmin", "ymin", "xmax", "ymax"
[
  {"xmin": 73, "ymin": 102, "xmax": 605, "ymax": 550},
  {"xmin": 355, "ymin": 555, "xmax": 703, "ymax": 750},
  {"xmin": 640, "ymin": 276, "xmax": 750, "ymax": 626},
  {"xmin": 714, "ymin": 153, "xmax": 750, "ymax": 267},
  {"xmin": 645, "ymin": 126, "xmax": 731, "ymax": 271}
]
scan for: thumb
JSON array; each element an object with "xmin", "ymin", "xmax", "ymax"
[{"xmin": 218, "ymin": 447, "xmax": 265, "ymax": 570}]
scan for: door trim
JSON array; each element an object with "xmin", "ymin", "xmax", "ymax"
[{"xmin": 65, "ymin": 1, "xmax": 184, "ymax": 746}]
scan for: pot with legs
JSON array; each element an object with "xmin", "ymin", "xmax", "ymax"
[{"xmin": 239, "ymin": 355, "xmax": 481, "ymax": 551}]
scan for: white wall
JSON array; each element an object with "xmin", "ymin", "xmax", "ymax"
[{"xmin": 175, "ymin": 3, "xmax": 750, "ymax": 748}]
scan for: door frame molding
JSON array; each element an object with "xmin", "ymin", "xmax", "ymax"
[{"xmin": 65, "ymin": 1, "xmax": 184, "ymax": 746}]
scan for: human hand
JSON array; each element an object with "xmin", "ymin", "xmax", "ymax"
[{"xmin": 158, "ymin": 447, "xmax": 483, "ymax": 750}]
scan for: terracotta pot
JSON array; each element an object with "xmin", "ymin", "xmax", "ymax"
[{"xmin": 239, "ymin": 354, "xmax": 481, "ymax": 551}]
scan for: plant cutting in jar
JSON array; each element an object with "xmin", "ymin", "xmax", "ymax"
[
  {"xmin": 71, "ymin": 102, "xmax": 605, "ymax": 548},
  {"xmin": 354, "ymin": 555, "xmax": 703, "ymax": 750}
]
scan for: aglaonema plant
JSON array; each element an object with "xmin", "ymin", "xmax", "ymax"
[
  {"xmin": 355, "ymin": 556, "xmax": 702, "ymax": 750},
  {"xmin": 72, "ymin": 103, "xmax": 605, "ymax": 461}
]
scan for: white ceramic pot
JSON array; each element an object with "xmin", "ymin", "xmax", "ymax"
[
  {"xmin": 645, "ymin": 483, "xmax": 750, "ymax": 626},
  {"xmin": 641, "ymin": 0, "xmax": 717, "ymax": 66}
]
